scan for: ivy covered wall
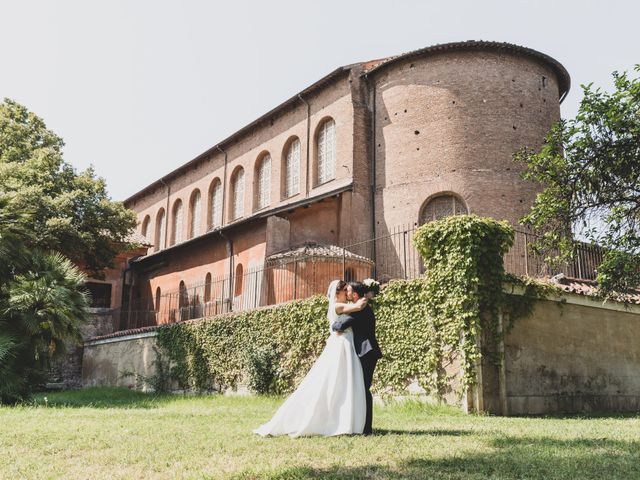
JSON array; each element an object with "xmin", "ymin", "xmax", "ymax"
[{"xmin": 156, "ymin": 216, "xmax": 542, "ymax": 401}]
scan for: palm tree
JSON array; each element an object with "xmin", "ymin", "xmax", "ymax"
[
  {"xmin": 0, "ymin": 195, "xmax": 90, "ymax": 402},
  {"xmin": 4, "ymin": 251, "xmax": 89, "ymax": 364}
]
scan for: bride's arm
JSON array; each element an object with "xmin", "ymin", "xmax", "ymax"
[{"xmin": 334, "ymin": 297, "xmax": 368, "ymax": 315}]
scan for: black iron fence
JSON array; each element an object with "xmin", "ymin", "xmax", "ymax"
[
  {"xmin": 117, "ymin": 225, "xmax": 604, "ymax": 331},
  {"xmin": 119, "ymin": 254, "xmax": 372, "ymax": 331}
]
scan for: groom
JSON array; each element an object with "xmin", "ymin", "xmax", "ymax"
[{"xmin": 331, "ymin": 281, "xmax": 382, "ymax": 435}]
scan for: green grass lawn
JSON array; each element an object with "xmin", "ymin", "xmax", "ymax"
[{"xmin": 0, "ymin": 388, "xmax": 638, "ymax": 479}]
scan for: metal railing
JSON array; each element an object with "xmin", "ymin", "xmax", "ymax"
[
  {"xmin": 119, "ymin": 254, "xmax": 373, "ymax": 331},
  {"xmin": 117, "ymin": 225, "xmax": 604, "ymax": 331}
]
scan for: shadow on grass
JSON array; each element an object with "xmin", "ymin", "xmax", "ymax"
[
  {"xmin": 374, "ymin": 428, "xmax": 472, "ymax": 437},
  {"xmin": 30, "ymin": 387, "xmax": 180, "ymax": 409},
  {"xmin": 234, "ymin": 436, "xmax": 640, "ymax": 480}
]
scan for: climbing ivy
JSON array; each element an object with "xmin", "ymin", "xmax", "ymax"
[
  {"xmin": 410, "ymin": 215, "xmax": 515, "ymax": 394},
  {"xmin": 156, "ymin": 215, "xmax": 554, "ymax": 398}
]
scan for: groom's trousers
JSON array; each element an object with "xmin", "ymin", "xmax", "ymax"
[{"xmin": 360, "ymin": 353, "xmax": 378, "ymax": 435}]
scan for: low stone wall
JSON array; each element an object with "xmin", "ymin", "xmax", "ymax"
[
  {"xmin": 82, "ymin": 331, "xmax": 158, "ymax": 391},
  {"xmin": 501, "ymin": 294, "xmax": 640, "ymax": 415}
]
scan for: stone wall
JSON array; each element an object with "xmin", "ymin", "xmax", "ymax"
[
  {"xmin": 82, "ymin": 332, "xmax": 159, "ymax": 391},
  {"xmin": 501, "ymin": 296, "xmax": 640, "ymax": 414},
  {"xmin": 49, "ymin": 308, "xmax": 118, "ymax": 388}
]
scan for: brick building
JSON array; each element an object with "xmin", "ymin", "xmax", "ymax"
[{"xmin": 109, "ymin": 41, "xmax": 569, "ymax": 329}]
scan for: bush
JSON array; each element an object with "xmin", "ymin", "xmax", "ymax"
[{"xmin": 245, "ymin": 346, "xmax": 278, "ymax": 394}]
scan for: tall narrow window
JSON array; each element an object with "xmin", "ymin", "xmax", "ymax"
[
  {"xmin": 155, "ymin": 287, "xmax": 161, "ymax": 311},
  {"xmin": 204, "ymin": 273, "xmax": 212, "ymax": 302},
  {"xmin": 232, "ymin": 168, "xmax": 245, "ymax": 220},
  {"xmin": 189, "ymin": 190, "xmax": 201, "ymax": 239},
  {"xmin": 155, "ymin": 209, "xmax": 166, "ymax": 252},
  {"xmin": 179, "ymin": 281, "xmax": 188, "ymax": 308},
  {"xmin": 256, "ymin": 154, "xmax": 271, "ymax": 210},
  {"xmin": 171, "ymin": 199, "xmax": 183, "ymax": 245},
  {"xmin": 141, "ymin": 215, "xmax": 151, "ymax": 241},
  {"xmin": 285, "ymin": 138, "xmax": 300, "ymax": 198},
  {"xmin": 234, "ymin": 264, "xmax": 243, "ymax": 296},
  {"xmin": 209, "ymin": 179, "xmax": 222, "ymax": 229},
  {"xmin": 317, "ymin": 118, "xmax": 336, "ymax": 185}
]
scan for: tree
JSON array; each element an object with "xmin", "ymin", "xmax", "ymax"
[
  {"xmin": 0, "ymin": 100, "xmax": 136, "ymax": 402},
  {"xmin": 515, "ymin": 66, "xmax": 640, "ymax": 298},
  {"xmin": 0, "ymin": 99, "xmax": 137, "ymax": 276}
]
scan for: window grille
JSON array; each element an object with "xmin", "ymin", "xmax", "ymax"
[
  {"xmin": 190, "ymin": 191, "xmax": 201, "ymax": 238},
  {"xmin": 210, "ymin": 180, "xmax": 222, "ymax": 228},
  {"xmin": 156, "ymin": 210, "xmax": 166, "ymax": 251},
  {"xmin": 172, "ymin": 200, "xmax": 183, "ymax": 245},
  {"xmin": 420, "ymin": 195, "xmax": 468, "ymax": 224},
  {"xmin": 257, "ymin": 154, "xmax": 271, "ymax": 210},
  {"xmin": 285, "ymin": 139, "xmax": 300, "ymax": 197},
  {"xmin": 317, "ymin": 119, "xmax": 336, "ymax": 185},
  {"xmin": 141, "ymin": 215, "xmax": 150, "ymax": 241},
  {"xmin": 232, "ymin": 169, "xmax": 245, "ymax": 220}
]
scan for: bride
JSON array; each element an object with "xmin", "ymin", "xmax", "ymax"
[{"xmin": 253, "ymin": 280, "xmax": 368, "ymax": 437}]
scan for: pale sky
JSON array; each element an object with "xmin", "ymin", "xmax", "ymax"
[{"xmin": 1, "ymin": 0, "xmax": 638, "ymax": 201}]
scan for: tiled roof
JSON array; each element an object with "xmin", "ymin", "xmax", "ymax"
[
  {"xmin": 267, "ymin": 242, "xmax": 374, "ymax": 264},
  {"xmin": 126, "ymin": 231, "xmax": 152, "ymax": 246},
  {"xmin": 85, "ymin": 324, "xmax": 160, "ymax": 343},
  {"xmin": 362, "ymin": 40, "xmax": 570, "ymax": 99},
  {"xmin": 546, "ymin": 274, "xmax": 640, "ymax": 304}
]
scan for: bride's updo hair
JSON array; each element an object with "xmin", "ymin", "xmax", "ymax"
[{"xmin": 335, "ymin": 280, "xmax": 347, "ymax": 295}]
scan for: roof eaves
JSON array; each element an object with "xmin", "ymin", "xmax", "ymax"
[
  {"xmin": 131, "ymin": 183, "xmax": 353, "ymax": 265},
  {"xmin": 123, "ymin": 66, "xmax": 354, "ymax": 206},
  {"xmin": 362, "ymin": 40, "xmax": 571, "ymax": 102}
]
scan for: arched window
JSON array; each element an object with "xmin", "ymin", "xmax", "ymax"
[
  {"xmin": 284, "ymin": 138, "xmax": 300, "ymax": 198},
  {"xmin": 155, "ymin": 287, "xmax": 161, "ymax": 311},
  {"xmin": 420, "ymin": 194, "xmax": 468, "ymax": 224},
  {"xmin": 155, "ymin": 208, "xmax": 166, "ymax": 252},
  {"xmin": 317, "ymin": 118, "xmax": 336, "ymax": 185},
  {"xmin": 171, "ymin": 199, "xmax": 183, "ymax": 246},
  {"xmin": 231, "ymin": 168, "xmax": 245, "ymax": 220},
  {"xmin": 256, "ymin": 154, "xmax": 271, "ymax": 210},
  {"xmin": 189, "ymin": 190, "xmax": 201, "ymax": 239},
  {"xmin": 209, "ymin": 178, "xmax": 222, "ymax": 229},
  {"xmin": 141, "ymin": 215, "xmax": 151, "ymax": 241},
  {"xmin": 179, "ymin": 281, "xmax": 188, "ymax": 308},
  {"xmin": 204, "ymin": 273, "xmax": 212, "ymax": 302},
  {"xmin": 234, "ymin": 263, "xmax": 243, "ymax": 296}
]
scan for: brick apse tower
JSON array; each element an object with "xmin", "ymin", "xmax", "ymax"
[{"xmin": 110, "ymin": 41, "xmax": 569, "ymax": 329}]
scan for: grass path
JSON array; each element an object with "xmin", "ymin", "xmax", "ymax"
[{"xmin": 0, "ymin": 388, "xmax": 639, "ymax": 479}]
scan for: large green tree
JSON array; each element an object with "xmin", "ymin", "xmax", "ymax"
[
  {"xmin": 0, "ymin": 99, "xmax": 137, "ymax": 276},
  {"xmin": 515, "ymin": 66, "xmax": 640, "ymax": 298},
  {"xmin": 0, "ymin": 99, "xmax": 137, "ymax": 402}
]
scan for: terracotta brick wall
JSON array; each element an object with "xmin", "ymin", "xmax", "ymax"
[
  {"xmin": 117, "ymin": 44, "xmax": 568, "ymax": 329},
  {"xmin": 372, "ymin": 50, "xmax": 561, "ymax": 235}
]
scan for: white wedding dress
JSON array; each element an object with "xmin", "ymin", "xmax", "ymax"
[{"xmin": 253, "ymin": 280, "xmax": 366, "ymax": 437}]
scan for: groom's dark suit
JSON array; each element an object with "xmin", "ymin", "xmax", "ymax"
[{"xmin": 331, "ymin": 304, "xmax": 382, "ymax": 435}]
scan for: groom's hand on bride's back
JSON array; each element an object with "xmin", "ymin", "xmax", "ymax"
[{"xmin": 331, "ymin": 313, "xmax": 355, "ymax": 333}]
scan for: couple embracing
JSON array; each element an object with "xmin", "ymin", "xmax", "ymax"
[{"xmin": 254, "ymin": 280, "xmax": 382, "ymax": 437}]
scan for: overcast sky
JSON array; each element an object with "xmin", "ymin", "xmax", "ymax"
[{"xmin": 1, "ymin": 0, "xmax": 638, "ymax": 201}]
